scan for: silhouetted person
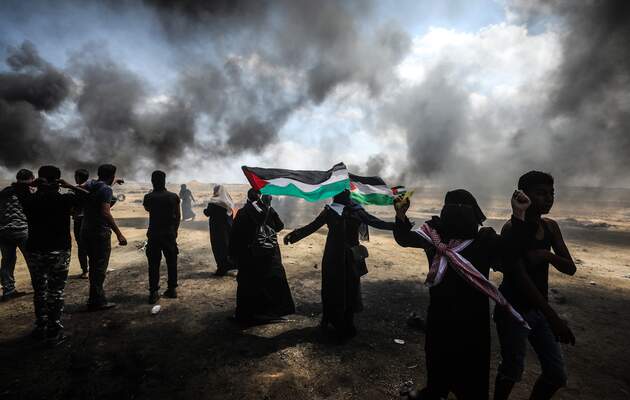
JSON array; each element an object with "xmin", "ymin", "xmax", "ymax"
[
  {"xmin": 179, "ymin": 184, "xmax": 195, "ymax": 221},
  {"xmin": 81, "ymin": 164, "xmax": 127, "ymax": 311},
  {"xmin": 20, "ymin": 166, "xmax": 87, "ymax": 345},
  {"xmin": 494, "ymin": 171, "xmax": 576, "ymax": 400},
  {"xmin": 393, "ymin": 189, "xmax": 532, "ymax": 400},
  {"xmin": 203, "ymin": 184, "xmax": 235, "ymax": 276},
  {"xmin": 284, "ymin": 189, "xmax": 393, "ymax": 341},
  {"xmin": 0, "ymin": 169, "xmax": 34, "ymax": 301},
  {"xmin": 73, "ymin": 168, "xmax": 90, "ymax": 279},
  {"xmin": 229, "ymin": 189, "xmax": 294, "ymax": 324},
  {"xmin": 143, "ymin": 170, "xmax": 180, "ymax": 304}
]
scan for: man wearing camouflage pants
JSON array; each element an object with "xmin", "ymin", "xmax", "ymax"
[
  {"xmin": 21, "ymin": 166, "xmax": 86, "ymax": 345},
  {"xmin": 0, "ymin": 169, "xmax": 34, "ymax": 301}
]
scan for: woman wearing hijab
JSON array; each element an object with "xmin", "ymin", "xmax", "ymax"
[
  {"xmin": 283, "ymin": 189, "xmax": 394, "ymax": 341},
  {"xmin": 394, "ymin": 189, "xmax": 531, "ymax": 400},
  {"xmin": 229, "ymin": 189, "xmax": 295, "ymax": 324},
  {"xmin": 179, "ymin": 184, "xmax": 196, "ymax": 221},
  {"xmin": 203, "ymin": 185, "xmax": 235, "ymax": 276}
]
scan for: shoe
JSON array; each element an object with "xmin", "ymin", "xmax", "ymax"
[
  {"xmin": 163, "ymin": 288, "xmax": 177, "ymax": 299},
  {"xmin": 2, "ymin": 289, "xmax": 24, "ymax": 301},
  {"xmin": 87, "ymin": 302, "xmax": 117, "ymax": 312},
  {"xmin": 148, "ymin": 291, "xmax": 160, "ymax": 304},
  {"xmin": 31, "ymin": 324, "xmax": 47, "ymax": 340},
  {"xmin": 80, "ymin": 272, "xmax": 89, "ymax": 279},
  {"xmin": 407, "ymin": 313, "xmax": 426, "ymax": 332},
  {"xmin": 46, "ymin": 330, "xmax": 68, "ymax": 347}
]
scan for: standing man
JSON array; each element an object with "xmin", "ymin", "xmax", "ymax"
[
  {"xmin": 0, "ymin": 169, "xmax": 34, "ymax": 301},
  {"xmin": 21, "ymin": 166, "xmax": 86, "ymax": 345},
  {"xmin": 143, "ymin": 170, "xmax": 180, "ymax": 304},
  {"xmin": 73, "ymin": 169, "xmax": 90, "ymax": 279},
  {"xmin": 494, "ymin": 171, "xmax": 576, "ymax": 400},
  {"xmin": 81, "ymin": 164, "xmax": 127, "ymax": 311}
]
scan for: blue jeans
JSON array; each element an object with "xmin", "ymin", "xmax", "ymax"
[
  {"xmin": 495, "ymin": 308, "xmax": 568, "ymax": 387},
  {"xmin": 0, "ymin": 231, "xmax": 28, "ymax": 294}
]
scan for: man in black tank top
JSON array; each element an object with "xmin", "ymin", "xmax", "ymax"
[{"xmin": 494, "ymin": 171, "xmax": 577, "ymax": 400}]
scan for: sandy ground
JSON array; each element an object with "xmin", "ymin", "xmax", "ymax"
[{"xmin": 1, "ymin": 182, "xmax": 629, "ymax": 400}]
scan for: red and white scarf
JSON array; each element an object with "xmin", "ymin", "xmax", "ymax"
[{"xmin": 414, "ymin": 223, "xmax": 530, "ymax": 329}]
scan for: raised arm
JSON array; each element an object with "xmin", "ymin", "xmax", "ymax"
[
  {"xmin": 545, "ymin": 219, "xmax": 576, "ymax": 275},
  {"xmin": 392, "ymin": 197, "xmax": 430, "ymax": 249},
  {"xmin": 283, "ymin": 209, "xmax": 327, "ymax": 245},
  {"xmin": 356, "ymin": 209, "xmax": 394, "ymax": 231}
]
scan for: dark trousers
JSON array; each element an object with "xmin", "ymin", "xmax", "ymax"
[
  {"xmin": 83, "ymin": 232, "xmax": 111, "ymax": 306},
  {"xmin": 0, "ymin": 231, "xmax": 28, "ymax": 294},
  {"xmin": 420, "ymin": 301, "xmax": 491, "ymax": 400},
  {"xmin": 146, "ymin": 235, "xmax": 178, "ymax": 292},
  {"xmin": 26, "ymin": 250, "xmax": 70, "ymax": 330},
  {"xmin": 73, "ymin": 218, "xmax": 88, "ymax": 273}
]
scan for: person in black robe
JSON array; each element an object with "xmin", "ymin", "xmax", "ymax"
[
  {"xmin": 179, "ymin": 184, "xmax": 196, "ymax": 221},
  {"xmin": 203, "ymin": 185, "xmax": 235, "ymax": 276},
  {"xmin": 283, "ymin": 189, "xmax": 394, "ymax": 341},
  {"xmin": 393, "ymin": 189, "xmax": 532, "ymax": 400},
  {"xmin": 229, "ymin": 189, "xmax": 295, "ymax": 324}
]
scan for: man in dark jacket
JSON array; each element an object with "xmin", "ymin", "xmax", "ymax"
[
  {"xmin": 0, "ymin": 169, "xmax": 34, "ymax": 300},
  {"xmin": 21, "ymin": 165, "xmax": 86, "ymax": 345},
  {"xmin": 143, "ymin": 170, "xmax": 180, "ymax": 304}
]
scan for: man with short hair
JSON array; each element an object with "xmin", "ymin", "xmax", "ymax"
[
  {"xmin": 494, "ymin": 171, "xmax": 577, "ymax": 400},
  {"xmin": 143, "ymin": 170, "xmax": 180, "ymax": 304},
  {"xmin": 20, "ymin": 165, "xmax": 87, "ymax": 345},
  {"xmin": 73, "ymin": 168, "xmax": 90, "ymax": 279},
  {"xmin": 81, "ymin": 164, "xmax": 127, "ymax": 311},
  {"xmin": 0, "ymin": 169, "xmax": 34, "ymax": 301}
]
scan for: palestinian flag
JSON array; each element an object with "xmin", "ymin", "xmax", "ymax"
[
  {"xmin": 349, "ymin": 174, "xmax": 397, "ymax": 206},
  {"xmin": 241, "ymin": 163, "xmax": 350, "ymax": 202}
]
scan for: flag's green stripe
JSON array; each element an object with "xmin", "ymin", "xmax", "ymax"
[
  {"xmin": 261, "ymin": 179, "xmax": 350, "ymax": 202},
  {"xmin": 350, "ymin": 191, "xmax": 394, "ymax": 205}
]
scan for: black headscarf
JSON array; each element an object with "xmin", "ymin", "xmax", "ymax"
[{"xmin": 436, "ymin": 189, "xmax": 486, "ymax": 240}]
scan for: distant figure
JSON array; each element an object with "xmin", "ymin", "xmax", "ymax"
[
  {"xmin": 0, "ymin": 169, "xmax": 34, "ymax": 301},
  {"xmin": 179, "ymin": 184, "xmax": 195, "ymax": 221},
  {"xmin": 494, "ymin": 171, "xmax": 577, "ymax": 400},
  {"xmin": 229, "ymin": 189, "xmax": 294, "ymax": 324},
  {"xmin": 81, "ymin": 164, "xmax": 127, "ymax": 311},
  {"xmin": 284, "ymin": 189, "xmax": 393, "ymax": 341},
  {"xmin": 143, "ymin": 170, "xmax": 181, "ymax": 304},
  {"xmin": 73, "ymin": 168, "xmax": 90, "ymax": 279},
  {"xmin": 20, "ymin": 166, "xmax": 87, "ymax": 345},
  {"xmin": 203, "ymin": 185, "xmax": 235, "ymax": 276}
]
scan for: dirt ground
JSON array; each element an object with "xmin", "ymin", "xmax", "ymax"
[{"xmin": 1, "ymin": 182, "xmax": 629, "ymax": 400}]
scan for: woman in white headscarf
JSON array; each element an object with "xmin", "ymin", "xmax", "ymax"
[{"xmin": 203, "ymin": 185, "xmax": 235, "ymax": 276}]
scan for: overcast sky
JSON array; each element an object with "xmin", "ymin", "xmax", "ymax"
[{"xmin": 1, "ymin": 0, "xmax": 628, "ymax": 189}]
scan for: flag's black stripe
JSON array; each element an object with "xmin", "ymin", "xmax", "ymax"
[
  {"xmin": 242, "ymin": 162, "xmax": 346, "ymax": 185},
  {"xmin": 349, "ymin": 173, "xmax": 387, "ymax": 186}
]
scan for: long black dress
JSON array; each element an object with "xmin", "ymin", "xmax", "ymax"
[
  {"xmin": 287, "ymin": 204, "xmax": 393, "ymax": 337},
  {"xmin": 394, "ymin": 215, "xmax": 526, "ymax": 400},
  {"xmin": 229, "ymin": 201, "xmax": 295, "ymax": 322},
  {"xmin": 203, "ymin": 203, "xmax": 234, "ymax": 273}
]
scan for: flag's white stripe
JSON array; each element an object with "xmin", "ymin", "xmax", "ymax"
[
  {"xmin": 266, "ymin": 168, "xmax": 348, "ymax": 193},
  {"xmin": 351, "ymin": 181, "xmax": 392, "ymax": 196}
]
